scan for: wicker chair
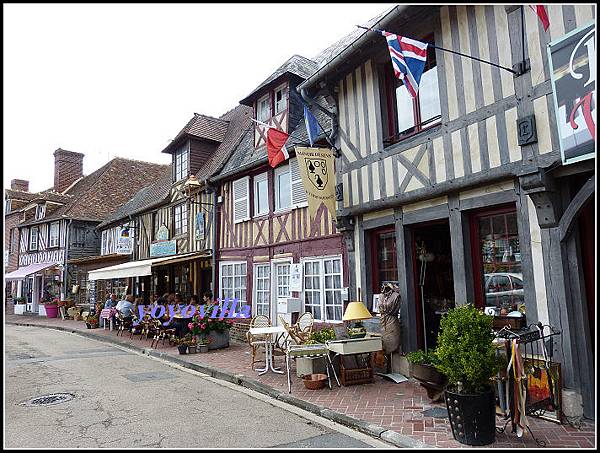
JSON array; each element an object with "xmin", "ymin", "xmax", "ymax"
[
  {"xmin": 151, "ymin": 319, "xmax": 176, "ymax": 349},
  {"xmin": 295, "ymin": 312, "xmax": 315, "ymax": 343},
  {"xmin": 246, "ymin": 315, "xmax": 271, "ymax": 370}
]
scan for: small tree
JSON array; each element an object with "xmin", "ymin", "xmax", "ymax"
[{"xmin": 434, "ymin": 304, "xmax": 500, "ymax": 394}]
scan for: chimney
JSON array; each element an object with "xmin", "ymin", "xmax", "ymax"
[
  {"xmin": 10, "ymin": 179, "xmax": 29, "ymax": 192},
  {"xmin": 54, "ymin": 148, "xmax": 84, "ymax": 193}
]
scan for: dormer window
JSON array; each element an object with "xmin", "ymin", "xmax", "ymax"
[
  {"xmin": 257, "ymin": 96, "xmax": 270, "ymax": 122},
  {"xmin": 173, "ymin": 143, "xmax": 189, "ymax": 182},
  {"xmin": 275, "ymin": 87, "xmax": 287, "ymax": 114},
  {"xmin": 35, "ymin": 203, "xmax": 46, "ymax": 220}
]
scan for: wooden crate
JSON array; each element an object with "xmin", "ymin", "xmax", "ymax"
[{"xmin": 492, "ymin": 315, "xmax": 526, "ymax": 331}]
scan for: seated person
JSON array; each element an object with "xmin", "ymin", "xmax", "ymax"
[
  {"xmin": 104, "ymin": 293, "xmax": 118, "ymax": 309},
  {"xmin": 116, "ymin": 295, "xmax": 135, "ymax": 321}
]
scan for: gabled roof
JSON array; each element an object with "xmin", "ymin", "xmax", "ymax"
[
  {"xmin": 20, "ymin": 157, "xmax": 169, "ymax": 227},
  {"xmin": 5, "ymin": 189, "xmax": 41, "ymax": 203},
  {"xmin": 239, "ymin": 54, "xmax": 319, "ymax": 106},
  {"xmin": 161, "ymin": 113, "xmax": 230, "ymax": 154}
]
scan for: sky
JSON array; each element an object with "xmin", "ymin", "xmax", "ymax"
[{"xmin": 3, "ymin": 3, "xmax": 393, "ymax": 193}]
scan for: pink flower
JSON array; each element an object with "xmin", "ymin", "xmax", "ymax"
[
  {"xmin": 200, "ymin": 324, "xmax": 206, "ymax": 329},
  {"xmin": 199, "ymin": 316, "xmax": 205, "ymax": 320},
  {"xmin": 227, "ymin": 319, "xmax": 234, "ymax": 325},
  {"xmin": 188, "ymin": 323, "xmax": 194, "ymax": 330},
  {"xmin": 218, "ymin": 317, "xmax": 224, "ymax": 321}
]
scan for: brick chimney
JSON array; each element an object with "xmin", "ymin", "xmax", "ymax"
[
  {"xmin": 54, "ymin": 148, "xmax": 84, "ymax": 193},
  {"xmin": 10, "ymin": 179, "xmax": 29, "ymax": 192}
]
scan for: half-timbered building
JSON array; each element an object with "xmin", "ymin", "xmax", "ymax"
[
  {"xmin": 211, "ymin": 55, "xmax": 348, "ymax": 325},
  {"xmin": 299, "ymin": 4, "xmax": 596, "ymax": 417}
]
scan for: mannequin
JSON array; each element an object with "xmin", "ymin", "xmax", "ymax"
[{"xmin": 378, "ymin": 282, "xmax": 402, "ymax": 355}]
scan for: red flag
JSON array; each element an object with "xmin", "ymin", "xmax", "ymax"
[
  {"xmin": 266, "ymin": 128, "xmax": 290, "ymax": 168},
  {"xmin": 529, "ymin": 5, "xmax": 550, "ymax": 32}
]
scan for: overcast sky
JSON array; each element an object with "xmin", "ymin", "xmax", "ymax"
[{"xmin": 3, "ymin": 3, "xmax": 392, "ymax": 193}]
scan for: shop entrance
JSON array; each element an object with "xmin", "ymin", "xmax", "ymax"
[{"xmin": 410, "ymin": 220, "xmax": 455, "ymax": 351}]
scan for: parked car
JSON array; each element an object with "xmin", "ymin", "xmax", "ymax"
[{"xmin": 484, "ymin": 273, "xmax": 524, "ymax": 307}]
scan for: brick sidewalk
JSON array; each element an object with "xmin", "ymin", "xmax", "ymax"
[{"xmin": 4, "ymin": 310, "xmax": 596, "ymax": 449}]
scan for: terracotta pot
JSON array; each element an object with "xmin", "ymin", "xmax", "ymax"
[{"xmin": 302, "ymin": 373, "xmax": 328, "ymax": 390}]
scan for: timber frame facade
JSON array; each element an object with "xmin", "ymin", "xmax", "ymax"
[{"xmin": 299, "ymin": 5, "xmax": 596, "ymax": 417}]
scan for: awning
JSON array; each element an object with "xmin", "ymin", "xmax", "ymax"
[
  {"xmin": 150, "ymin": 251, "xmax": 212, "ymax": 267},
  {"xmin": 87, "ymin": 253, "xmax": 197, "ymax": 281},
  {"xmin": 4, "ymin": 262, "xmax": 59, "ymax": 281}
]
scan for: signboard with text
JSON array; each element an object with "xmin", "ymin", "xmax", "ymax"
[
  {"xmin": 150, "ymin": 239, "xmax": 177, "ymax": 257},
  {"xmin": 116, "ymin": 227, "xmax": 133, "ymax": 255},
  {"xmin": 548, "ymin": 22, "xmax": 596, "ymax": 165}
]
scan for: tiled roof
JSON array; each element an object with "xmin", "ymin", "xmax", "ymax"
[
  {"xmin": 162, "ymin": 114, "xmax": 230, "ymax": 154},
  {"xmin": 240, "ymin": 55, "xmax": 319, "ymax": 106},
  {"xmin": 5, "ymin": 189, "xmax": 41, "ymax": 203},
  {"xmin": 20, "ymin": 157, "xmax": 169, "ymax": 226}
]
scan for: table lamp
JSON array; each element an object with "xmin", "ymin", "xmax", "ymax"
[{"xmin": 343, "ymin": 290, "xmax": 372, "ymax": 339}]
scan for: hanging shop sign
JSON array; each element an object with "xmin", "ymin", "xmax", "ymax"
[
  {"xmin": 195, "ymin": 212, "xmax": 205, "ymax": 241},
  {"xmin": 295, "ymin": 147, "xmax": 337, "ymax": 222},
  {"xmin": 547, "ymin": 22, "xmax": 596, "ymax": 165},
  {"xmin": 156, "ymin": 224, "xmax": 170, "ymax": 241},
  {"xmin": 150, "ymin": 240, "xmax": 177, "ymax": 257},
  {"xmin": 116, "ymin": 227, "xmax": 133, "ymax": 255}
]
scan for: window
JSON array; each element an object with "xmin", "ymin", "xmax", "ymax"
[
  {"xmin": 471, "ymin": 207, "xmax": 524, "ymax": 309},
  {"xmin": 49, "ymin": 222, "xmax": 59, "ymax": 248},
  {"xmin": 275, "ymin": 86, "xmax": 287, "ymax": 114},
  {"xmin": 254, "ymin": 264, "xmax": 270, "ymax": 316},
  {"xmin": 256, "ymin": 96, "xmax": 270, "ymax": 121},
  {"xmin": 29, "ymin": 226, "xmax": 39, "ymax": 251},
  {"xmin": 101, "ymin": 230, "xmax": 108, "ymax": 255},
  {"xmin": 275, "ymin": 262, "xmax": 291, "ymax": 299},
  {"xmin": 9, "ymin": 228, "xmax": 14, "ymax": 253},
  {"xmin": 379, "ymin": 39, "xmax": 441, "ymax": 146},
  {"xmin": 254, "ymin": 172, "xmax": 269, "ymax": 217},
  {"xmin": 173, "ymin": 143, "xmax": 189, "ymax": 182},
  {"xmin": 35, "ymin": 204, "xmax": 46, "ymax": 220},
  {"xmin": 73, "ymin": 227, "xmax": 85, "ymax": 248},
  {"xmin": 372, "ymin": 229, "xmax": 398, "ymax": 288},
  {"xmin": 303, "ymin": 256, "xmax": 344, "ymax": 321},
  {"xmin": 220, "ymin": 262, "xmax": 247, "ymax": 306},
  {"xmin": 152, "ymin": 212, "xmax": 159, "ymax": 240},
  {"xmin": 173, "ymin": 203, "xmax": 188, "ymax": 236},
  {"xmin": 274, "ymin": 158, "xmax": 307, "ymax": 212},
  {"xmin": 5, "ymin": 199, "xmax": 11, "ymax": 214},
  {"xmin": 233, "ymin": 176, "xmax": 250, "ymax": 223}
]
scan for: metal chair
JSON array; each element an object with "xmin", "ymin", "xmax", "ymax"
[
  {"xmin": 151, "ymin": 320, "xmax": 176, "ymax": 349},
  {"xmin": 247, "ymin": 315, "xmax": 271, "ymax": 370}
]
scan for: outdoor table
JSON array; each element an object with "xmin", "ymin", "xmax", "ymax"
[
  {"xmin": 172, "ymin": 315, "xmax": 189, "ymax": 338},
  {"xmin": 248, "ymin": 325, "xmax": 286, "ymax": 376},
  {"xmin": 100, "ymin": 308, "xmax": 117, "ymax": 331}
]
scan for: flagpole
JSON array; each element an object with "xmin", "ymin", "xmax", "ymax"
[
  {"xmin": 356, "ymin": 25, "xmax": 518, "ymax": 75},
  {"xmin": 290, "ymin": 89, "xmax": 336, "ymax": 150}
]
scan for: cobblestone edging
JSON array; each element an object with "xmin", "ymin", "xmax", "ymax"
[{"xmin": 7, "ymin": 320, "xmax": 428, "ymax": 448}]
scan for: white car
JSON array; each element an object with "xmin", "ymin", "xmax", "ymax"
[{"xmin": 484, "ymin": 273, "xmax": 524, "ymax": 306}]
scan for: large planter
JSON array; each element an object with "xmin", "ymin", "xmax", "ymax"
[
  {"xmin": 14, "ymin": 304, "xmax": 26, "ymax": 315},
  {"xmin": 197, "ymin": 330, "xmax": 230, "ymax": 350},
  {"xmin": 38, "ymin": 304, "xmax": 47, "ymax": 316},
  {"xmin": 410, "ymin": 363, "xmax": 448, "ymax": 401},
  {"xmin": 444, "ymin": 386, "xmax": 496, "ymax": 446},
  {"xmin": 45, "ymin": 304, "xmax": 59, "ymax": 318}
]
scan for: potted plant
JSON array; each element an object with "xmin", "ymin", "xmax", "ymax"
[
  {"xmin": 406, "ymin": 349, "xmax": 448, "ymax": 400},
  {"xmin": 197, "ymin": 337, "xmax": 210, "ymax": 353},
  {"xmin": 44, "ymin": 297, "xmax": 60, "ymax": 318},
  {"xmin": 434, "ymin": 304, "xmax": 502, "ymax": 446},
  {"xmin": 84, "ymin": 313, "xmax": 99, "ymax": 329},
  {"xmin": 175, "ymin": 336, "xmax": 190, "ymax": 354},
  {"xmin": 296, "ymin": 327, "xmax": 335, "ymax": 377},
  {"xmin": 188, "ymin": 301, "xmax": 234, "ymax": 350},
  {"xmin": 185, "ymin": 334, "xmax": 198, "ymax": 354}
]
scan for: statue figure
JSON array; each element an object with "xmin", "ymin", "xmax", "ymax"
[{"xmin": 378, "ymin": 283, "xmax": 402, "ymax": 355}]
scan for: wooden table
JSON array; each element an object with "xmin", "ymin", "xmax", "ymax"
[{"xmin": 326, "ymin": 336, "xmax": 383, "ymax": 386}]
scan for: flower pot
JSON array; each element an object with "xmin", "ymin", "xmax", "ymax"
[
  {"xmin": 198, "ymin": 345, "xmax": 209, "ymax": 353},
  {"xmin": 207, "ymin": 330, "xmax": 230, "ymax": 350},
  {"xmin": 14, "ymin": 304, "xmax": 26, "ymax": 315},
  {"xmin": 444, "ymin": 386, "xmax": 496, "ymax": 446},
  {"xmin": 410, "ymin": 363, "xmax": 447, "ymax": 385},
  {"xmin": 45, "ymin": 304, "xmax": 59, "ymax": 318},
  {"xmin": 188, "ymin": 346, "xmax": 197, "ymax": 354},
  {"xmin": 302, "ymin": 373, "xmax": 328, "ymax": 390},
  {"xmin": 177, "ymin": 345, "xmax": 188, "ymax": 354}
]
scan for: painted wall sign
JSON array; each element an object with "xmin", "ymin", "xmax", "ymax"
[
  {"xmin": 116, "ymin": 227, "xmax": 133, "ymax": 255},
  {"xmin": 156, "ymin": 224, "xmax": 170, "ymax": 241},
  {"xmin": 150, "ymin": 239, "xmax": 177, "ymax": 257},
  {"xmin": 19, "ymin": 249, "xmax": 65, "ymax": 266},
  {"xmin": 548, "ymin": 22, "xmax": 596, "ymax": 165},
  {"xmin": 195, "ymin": 212, "xmax": 205, "ymax": 241}
]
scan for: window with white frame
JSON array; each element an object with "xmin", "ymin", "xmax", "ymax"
[
  {"xmin": 29, "ymin": 226, "xmax": 39, "ymax": 251},
  {"xmin": 173, "ymin": 202, "xmax": 188, "ymax": 236},
  {"xmin": 101, "ymin": 230, "xmax": 108, "ymax": 255},
  {"xmin": 254, "ymin": 263, "xmax": 270, "ymax": 316},
  {"xmin": 49, "ymin": 222, "xmax": 59, "ymax": 248},
  {"xmin": 174, "ymin": 143, "xmax": 189, "ymax": 182},
  {"xmin": 257, "ymin": 96, "xmax": 270, "ymax": 122},
  {"xmin": 275, "ymin": 262, "xmax": 291, "ymax": 299},
  {"xmin": 303, "ymin": 256, "xmax": 343, "ymax": 321},
  {"xmin": 35, "ymin": 204, "xmax": 46, "ymax": 220},
  {"xmin": 5, "ymin": 199, "xmax": 11, "ymax": 214},
  {"xmin": 254, "ymin": 172, "xmax": 269, "ymax": 217},
  {"xmin": 220, "ymin": 262, "xmax": 247, "ymax": 306},
  {"xmin": 275, "ymin": 158, "xmax": 307, "ymax": 212},
  {"xmin": 233, "ymin": 176, "xmax": 250, "ymax": 223},
  {"xmin": 275, "ymin": 86, "xmax": 287, "ymax": 114}
]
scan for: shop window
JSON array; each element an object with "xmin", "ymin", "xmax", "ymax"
[
  {"xmin": 379, "ymin": 36, "xmax": 441, "ymax": 147},
  {"xmin": 49, "ymin": 222, "xmax": 60, "ymax": 248},
  {"xmin": 253, "ymin": 172, "xmax": 269, "ymax": 217},
  {"xmin": 471, "ymin": 207, "xmax": 524, "ymax": 309},
  {"xmin": 254, "ymin": 263, "xmax": 270, "ymax": 316},
  {"xmin": 303, "ymin": 256, "xmax": 343, "ymax": 322},
  {"xmin": 29, "ymin": 226, "xmax": 39, "ymax": 251},
  {"xmin": 220, "ymin": 262, "xmax": 247, "ymax": 306},
  {"xmin": 173, "ymin": 143, "xmax": 189, "ymax": 182},
  {"xmin": 173, "ymin": 202, "xmax": 188, "ymax": 236},
  {"xmin": 371, "ymin": 228, "xmax": 398, "ymax": 289}
]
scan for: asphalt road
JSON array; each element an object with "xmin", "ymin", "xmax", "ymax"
[{"xmin": 4, "ymin": 325, "xmax": 391, "ymax": 448}]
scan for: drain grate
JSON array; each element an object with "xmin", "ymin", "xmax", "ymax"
[
  {"xmin": 20, "ymin": 393, "xmax": 75, "ymax": 407},
  {"xmin": 423, "ymin": 407, "xmax": 448, "ymax": 418}
]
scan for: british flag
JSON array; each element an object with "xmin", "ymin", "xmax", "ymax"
[{"xmin": 378, "ymin": 30, "xmax": 428, "ymax": 99}]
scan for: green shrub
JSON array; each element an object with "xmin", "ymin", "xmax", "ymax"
[
  {"xmin": 433, "ymin": 304, "xmax": 501, "ymax": 394},
  {"xmin": 307, "ymin": 327, "xmax": 336, "ymax": 344},
  {"xmin": 406, "ymin": 349, "xmax": 439, "ymax": 366}
]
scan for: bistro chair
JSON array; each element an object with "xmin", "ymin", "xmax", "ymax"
[
  {"xmin": 151, "ymin": 320, "xmax": 176, "ymax": 349},
  {"xmin": 246, "ymin": 315, "xmax": 271, "ymax": 370},
  {"xmin": 295, "ymin": 312, "xmax": 315, "ymax": 343}
]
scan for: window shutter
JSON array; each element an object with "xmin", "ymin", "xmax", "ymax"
[
  {"xmin": 233, "ymin": 177, "xmax": 250, "ymax": 223},
  {"xmin": 290, "ymin": 158, "xmax": 307, "ymax": 206}
]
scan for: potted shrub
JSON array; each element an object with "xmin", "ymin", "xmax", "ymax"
[
  {"xmin": 434, "ymin": 304, "xmax": 502, "ymax": 446},
  {"xmin": 44, "ymin": 298, "xmax": 60, "ymax": 318},
  {"xmin": 84, "ymin": 313, "xmax": 99, "ymax": 329},
  {"xmin": 197, "ymin": 336, "xmax": 210, "ymax": 353},
  {"xmin": 14, "ymin": 297, "xmax": 27, "ymax": 315}
]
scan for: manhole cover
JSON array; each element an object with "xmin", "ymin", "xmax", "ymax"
[
  {"xmin": 20, "ymin": 393, "xmax": 75, "ymax": 407},
  {"xmin": 423, "ymin": 407, "xmax": 448, "ymax": 418}
]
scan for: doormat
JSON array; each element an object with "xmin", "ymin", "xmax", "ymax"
[
  {"xmin": 422, "ymin": 407, "xmax": 448, "ymax": 418},
  {"xmin": 374, "ymin": 372, "xmax": 408, "ymax": 383}
]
